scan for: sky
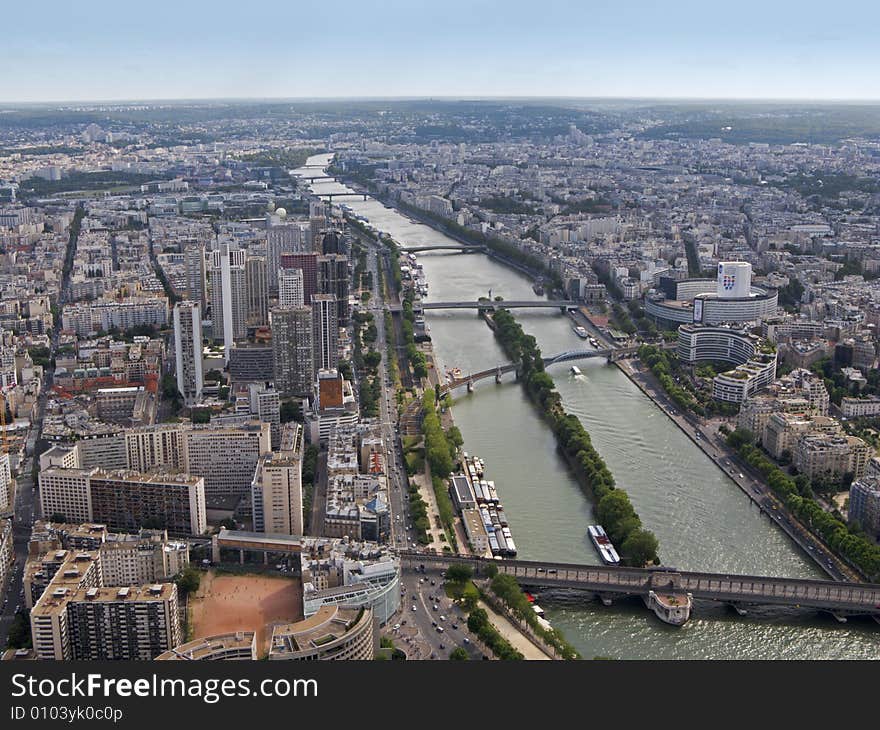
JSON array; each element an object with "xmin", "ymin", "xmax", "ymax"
[{"xmin": 2, "ymin": 0, "xmax": 880, "ymax": 103}]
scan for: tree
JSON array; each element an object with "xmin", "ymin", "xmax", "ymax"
[
  {"xmin": 449, "ymin": 647, "xmax": 469, "ymax": 660},
  {"xmin": 280, "ymin": 399, "xmax": 301, "ymax": 423},
  {"xmin": 467, "ymin": 608, "xmax": 488, "ymax": 634},
  {"xmin": 191, "ymin": 408, "xmax": 211, "ymax": 424},
  {"xmin": 364, "ymin": 350, "xmax": 382, "ymax": 369},
  {"xmin": 175, "ymin": 567, "xmax": 201, "ymax": 597},
  {"xmin": 445, "ymin": 564, "xmax": 473, "ymax": 583},
  {"xmin": 621, "ymin": 529, "xmax": 659, "ymax": 567},
  {"xmin": 205, "ymin": 369, "xmax": 224, "ymax": 383}
]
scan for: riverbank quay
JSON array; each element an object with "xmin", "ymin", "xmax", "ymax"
[{"xmin": 615, "ymin": 356, "xmax": 860, "ymax": 582}]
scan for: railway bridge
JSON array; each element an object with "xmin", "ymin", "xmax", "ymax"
[{"xmin": 400, "ymin": 553, "xmax": 880, "ymax": 626}]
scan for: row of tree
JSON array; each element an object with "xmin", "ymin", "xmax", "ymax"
[
  {"xmin": 466, "ymin": 607, "xmax": 523, "ymax": 660},
  {"xmin": 492, "ymin": 309, "xmax": 660, "ymax": 567},
  {"xmin": 489, "ymin": 573, "xmax": 580, "ymax": 659},
  {"xmin": 726, "ymin": 428, "xmax": 880, "ymax": 580}
]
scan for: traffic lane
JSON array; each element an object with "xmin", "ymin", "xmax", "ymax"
[{"xmin": 405, "ymin": 572, "xmax": 484, "ymax": 659}]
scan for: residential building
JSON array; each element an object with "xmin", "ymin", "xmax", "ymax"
[
  {"xmin": 173, "ymin": 300, "xmax": 204, "ymax": 406},
  {"xmin": 311, "ymin": 294, "xmax": 338, "ymax": 373},
  {"xmin": 32, "ymin": 583, "xmax": 181, "ymax": 661},
  {"xmin": 209, "ymin": 242, "xmax": 247, "ymax": 357},
  {"xmin": 849, "ymin": 476, "xmax": 880, "ymax": 540},
  {"xmin": 270, "ymin": 306, "xmax": 313, "ymax": 396},
  {"xmin": 251, "ymin": 424, "xmax": 304, "ymax": 536},
  {"xmin": 268, "ymin": 605, "xmax": 377, "ymax": 660},
  {"xmin": 278, "ymin": 267, "xmax": 304, "ymax": 307}
]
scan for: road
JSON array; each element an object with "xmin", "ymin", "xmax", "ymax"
[
  {"xmin": 0, "ymin": 206, "xmax": 80, "ymax": 647},
  {"xmin": 389, "ymin": 567, "xmax": 486, "ymax": 660},
  {"xmin": 362, "ymin": 241, "xmax": 419, "ymax": 552}
]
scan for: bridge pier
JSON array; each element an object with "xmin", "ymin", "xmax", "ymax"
[
  {"xmin": 495, "ymin": 366, "xmax": 502, "ymax": 384},
  {"xmin": 598, "ymin": 594, "xmax": 614, "ymax": 607},
  {"xmin": 466, "ymin": 379, "xmax": 474, "ymax": 393}
]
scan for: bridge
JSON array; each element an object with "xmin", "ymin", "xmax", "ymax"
[
  {"xmin": 399, "ymin": 244, "xmax": 486, "ymax": 254},
  {"xmin": 400, "ymin": 553, "xmax": 880, "ymax": 626},
  {"xmin": 297, "ymin": 175, "xmax": 337, "ymax": 182},
  {"xmin": 415, "ymin": 300, "xmax": 577, "ymax": 311},
  {"xmin": 438, "ymin": 347, "xmax": 643, "ymax": 394},
  {"xmin": 316, "ymin": 191, "xmax": 370, "ymax": 201}
]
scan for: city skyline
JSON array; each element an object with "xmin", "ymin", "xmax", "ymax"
[{"xmin": 3, "ymin": 0, "xmax": 880, "ymax": 103}]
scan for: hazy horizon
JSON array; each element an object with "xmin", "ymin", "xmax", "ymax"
[
  {"xmin": 3, "ymin": 95, "xmax": 880, "ymax": 107},
  {"xmin": 4, "ymin": 0, "xmax": 880, "ymax": 103}
]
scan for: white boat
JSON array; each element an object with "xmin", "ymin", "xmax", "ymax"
[
  {"xmin": 588, "ymin": 525, "xmax": 620, "ymax": 565},
  {"xmin": 572, "ymin": 325, "xmax": 589, "ymax": 339},
  {"xmin": 570, "ymin": 366, "xmax": 582, "ymax": 375}
]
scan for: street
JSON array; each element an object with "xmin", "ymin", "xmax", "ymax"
[{"xmin": 389, "ymin": 567, "xmax": 486, "ymax": 659}]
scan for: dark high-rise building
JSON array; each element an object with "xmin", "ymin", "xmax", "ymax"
[
  {"xmin": 184, "ymin": 244, "xmax": 206, "ymax": 308},
  {"xmin": 311, "ymin": 294, "xmax": 339, "ymax": 373},
  {"xmin": 280, "ymin": 252, "xmax": 319, "ymax": 304},
  {"xmin": 246, "ymin": 254, "xmax": 269, "ymax": 327},
  {"xmin": 270, "ymin": 306, "xmax": 314, "ymax": 396},
  {"xmin": 321, "ymin": 230, "xmax": 341, "ymax": 255},
  {"xmin": 318, "ymin": 254, "xmax": 350, "ymax": 326}
]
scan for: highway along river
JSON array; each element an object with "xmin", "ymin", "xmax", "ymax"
[{"xmin": 299, "ymin": 154, "xmax": 880, "ymax": 659}]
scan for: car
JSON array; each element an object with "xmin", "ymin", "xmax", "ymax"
[
  {"xmin": 439, "ymin": 615, "xmax": 446, "ymax": 622},
  {"xmin": 439, "ymin": 643, "xmax": 445, "ymax": 649},
  {"xmin": 432, "ymin": 620, "xmax": 437, "ymax": 627},
  {"xmin": 430, "ymin": 580, "xmax": 436, "ymax": 586},
  {"xmin": 451, "ymin": 623, "xmax": 459, "ymax": 630},
  {"xmin": 393, "ymin": 624, "xmax": 400, "ymax": 630},
  {"xmin": 463, "ymin": 637, "xmax": 470, "ymax": 644},
  {"xmin": 412, "ymin": 605, "xmax": 417, "ymax": 611},
  {"xmin": 436, "ymin": 626, "xmax": 444, "ymax": 633},
  {"xmin": 432, "ymin": 604, "xmax": 438, "ymax": 611}
]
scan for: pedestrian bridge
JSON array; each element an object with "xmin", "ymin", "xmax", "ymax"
[{"xmin": 399, "ymin": 553, "xmax": 880, "ymax": 626}]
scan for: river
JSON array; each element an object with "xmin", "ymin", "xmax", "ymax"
[{"xmin": 297, "ymin": 154, "xmax": 880, "ymax": 659}]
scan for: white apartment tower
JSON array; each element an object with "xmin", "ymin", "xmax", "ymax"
[
  {"xmin": 210, "ymin": 242, "xmax": 247, "ymax": 360},
  {"xmin": 173, "ymin": 301, "xmax": 203, "ymax": 406},
  {"xmin": 278, "ymin": 267, "xmax": 304, "ymax": 307},
  {"xmin": 251, "ymin": 424, "xmax": 304, "ymax": 536}
]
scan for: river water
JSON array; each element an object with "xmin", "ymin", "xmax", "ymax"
[{"xmin": 298, "ymin": 154, "xmax": 880, "ymax": 659}]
